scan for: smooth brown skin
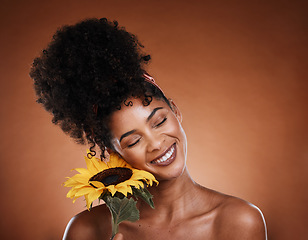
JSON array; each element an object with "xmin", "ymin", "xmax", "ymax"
[{"xmin": 63, "ymin": 98, "xmax": 267, "ymax": 240}]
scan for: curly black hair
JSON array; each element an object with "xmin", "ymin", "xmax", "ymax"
[{"xmin": 30, "ymin": 18, "xmax": 170, "ymax": 159}]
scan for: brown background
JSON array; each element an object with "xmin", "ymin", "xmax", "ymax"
[{"xmin": 0, "ymin": 0, "xmax": 307, "ymax": 239}]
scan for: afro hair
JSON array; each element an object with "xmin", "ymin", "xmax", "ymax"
[{"xmin": 30, "ymin": 18, "xmax": 168, "ymax": 158}]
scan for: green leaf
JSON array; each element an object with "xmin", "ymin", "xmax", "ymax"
[
  {"xmin": 132, "ymin": 187, "xmax": 155, "ymax": 209},
  {"xmin": 105, "ymin": 196, "xmax": 140, "ymax": 227}
]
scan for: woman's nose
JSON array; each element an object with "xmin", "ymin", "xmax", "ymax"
[{"xmin": 146, "ymin": 133, "xmax": 164, "ymax": 152}]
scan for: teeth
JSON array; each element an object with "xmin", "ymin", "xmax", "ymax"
[{"xmin": 154, "ymin": 145, "xmax": 174, "ymax": 163}]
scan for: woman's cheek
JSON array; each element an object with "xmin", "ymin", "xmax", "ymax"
[
  {"xmin": 123, "ymin": 151, "xmax": 144, "ymax": 169},
  {"xmin": 166, "ymin": 117, "xmax": 182, "ymax": 137}
]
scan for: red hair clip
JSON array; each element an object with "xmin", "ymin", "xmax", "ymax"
[{"xmin": 143, "ymin": 72, "xmax": 165, "ymax": 95}]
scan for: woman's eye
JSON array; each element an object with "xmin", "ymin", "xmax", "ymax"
[
  {"xmin": 127, "ymin": 139, "xmax": 140, "ymax": 148},
  {"xmin": 155, "ymin": 117, "xmax": 167, "ymax": 127}
]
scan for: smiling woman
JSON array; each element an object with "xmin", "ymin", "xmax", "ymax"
[
  {"xmin": 109, "ymin": 98, "xmax": 187, "ymax": 182},
  {"xmin": 30, "ymin": 18, "xmax": 267, "ymax": 240}
]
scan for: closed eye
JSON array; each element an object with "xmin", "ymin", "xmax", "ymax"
[
  {"xmin": 155, "ymin": 117, "xmax": 167, "ymax": 127},
  {"xmin": 127, "ymin": 138, "xmax": 140, "ymax": 148}
]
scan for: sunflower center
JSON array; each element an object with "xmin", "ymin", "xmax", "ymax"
[{"xmin": 89, "ymin": 167, "xmax": 133, "ymax": 186}]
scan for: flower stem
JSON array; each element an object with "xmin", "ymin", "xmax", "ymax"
[
  {"xmin": 111, "ymin": 221, "xmax": 119, "ymax": 239},
  {"xmin": 110, "ymin": 211, "xmax": 119, "ymax": 240}
]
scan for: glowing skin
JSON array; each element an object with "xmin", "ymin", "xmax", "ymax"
[
  {"xmin": 109, "ymin": 98, "xmax": 187, "ymax": 181},
  {"xmin": 63, "ymin": 98, "xmax": 267, "ymax": 240}
]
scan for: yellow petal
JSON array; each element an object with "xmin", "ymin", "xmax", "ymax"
[
  {"xmin": 93, "ymin": 158, "xmax": 106, "ymax": 172},
  {"xmin": 63, "ymin": 178, "xmax": 79, "ymax": 187},
  {"xmin": 67, "ymin": 188, "xmax": 78, "ymax": 198},
  {"xmin": 70, "ymin": 182, "xmax": 90, "ymax": 189},
  {"xmin": 70, "ymin": 173, "xmax": 90, "ymax": 183},
  {"xmin": 74, "ymin": 186, "xmax": 96, "ymax": 197},
  {"xmin": 115, "ymin": 183, "xmax": 132, "ymax": 196},
  {"xmin": 122, "ymin": 185, "xmax": 132, "ymax": 195},
  {"xmin": 126, "ymin": 180, "xmax": 144, "ymax": 189},
  {"xmin": 97, "ymin": 159, "xmax": 109, "ymax": 170},
  {"xmin": 85, "ymin": 155, "xmax": 100, "ymax": 174},
  {"xmin": 132, "ymin": 170, "xmax": 155, "ymax": 180},
  {"xmin": 87, "ymin": 189, "xmax": 103, "ymax": 207},
  {"xmin": 84, "ymin": 194, "xmax": 91, "ymax": 210},
  {"xmin": 133, "ymin": 170, "xmax": 158, "ymax": 186},
  {"xmin": 74, "ymin": 168, "xmax": 92, "ymax": 176},
  {"xmin": 106, "ymin": 185, "xmax": 117, "ymax": 196},
  {"xmin": 89, "ymin": 181, "xmax": 105, "ymax": 189},
  {"xmin": 108, "ymin": 153, "xmax": 129, "ymax": 168}
]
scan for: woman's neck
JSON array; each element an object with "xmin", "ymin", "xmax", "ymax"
[{"xmin": 138, "ymin": 168, "xmax": 204, "ymax": 223}]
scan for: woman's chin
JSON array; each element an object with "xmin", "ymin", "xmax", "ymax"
[{"xmin": 155, "ymin": 162, "xmax": 187, "ymax": 182}]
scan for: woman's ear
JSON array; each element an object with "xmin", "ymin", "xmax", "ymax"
[{"xmin": 169, "ymin": 99, "xmax": 182, "ymax": 123}]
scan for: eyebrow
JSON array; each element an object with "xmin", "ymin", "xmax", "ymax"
[
  {"xmin": 119, "ymin": 129, "xmax": 136, "ymax": 143},
  {"xmin": 119, "ymin": 107, "xmax": 164, "ymax": 142},
  {"xmin": 146, "ymin": 107, "xmax": 163, "ymax": 122}
]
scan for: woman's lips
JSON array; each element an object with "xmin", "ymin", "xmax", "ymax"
[{"xmin": 150, "ymin": 143, "xmax": 176, "ymax": 166}]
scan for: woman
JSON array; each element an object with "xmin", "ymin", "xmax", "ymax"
[{"xmin": 30, "ymin": 18, "xmax": 267, "ymax": 240}]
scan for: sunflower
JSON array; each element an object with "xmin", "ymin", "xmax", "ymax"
[{"xmin": 64, "ymin": 150, "xmax": 158, "ymax": 209}]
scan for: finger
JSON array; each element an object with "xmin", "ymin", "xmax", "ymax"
[{"xmin": 113, "ymin": 233, "xmax": 124, "ymax": 240}]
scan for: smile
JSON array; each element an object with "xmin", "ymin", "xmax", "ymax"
[{"xmin": 150, "ymin": 143, "xmax": 176, "ymax": 166}]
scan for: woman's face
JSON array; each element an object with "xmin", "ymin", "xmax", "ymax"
[{"xmin": 109, "ymin": 97, "xmax": 187, "ymax": 181}]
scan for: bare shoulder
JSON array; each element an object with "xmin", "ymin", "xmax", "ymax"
[
  {"xmin": 62, "ymin": 204, "xmax": 112, "ymax": 240},
  {"xmin": 215, "ymin": 195, "xmax": 267, "ymax": 240}
]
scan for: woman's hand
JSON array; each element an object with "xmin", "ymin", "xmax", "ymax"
[{"xmin": 112, "ymin": 233, "xmax": 124, "ymax": 240}]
